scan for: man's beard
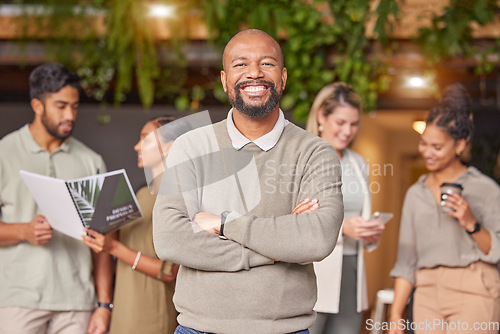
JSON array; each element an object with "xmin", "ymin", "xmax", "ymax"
[
  {"xmin": 228, "ymin": 80, "xmax": 282, "ymax": 119},
  {"xmin": 41, "ymin": 107, "xmax": 74, "ymax": 140}
]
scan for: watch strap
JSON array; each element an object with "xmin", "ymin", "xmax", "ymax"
[
  {"xmin": 220, "ymin": 210, "xmax": 231, "ymax": 237},
  {"xmin": 97, "ymin": 302, "xmax": 114, "ymax": 311},
  {"xmin": 466, "ymin": 222, "xmax": 481, "ymax": 235}
]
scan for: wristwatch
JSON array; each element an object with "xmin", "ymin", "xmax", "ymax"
[
  {"xmin": 466, "ymin": 222, "xmax": 481, "ymax": 235},
  {"xmin": 220, "ymin": 210, "xmax": 231, "ymax": 237},
  {"xmin": 97, "ymin": 302, "xmax": 114, "ymax": 311}
]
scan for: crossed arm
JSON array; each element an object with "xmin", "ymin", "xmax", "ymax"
[
  {"xmin": 153, "ymin": 140, "xmax": 343, "ymax": 271},
  {"xmin": 153, "ymin": 194, "xmax": 329, "ymax": 272},
  {"xmin": 193, "ymin": 198, "xmax": 319, "ymax": 235}
]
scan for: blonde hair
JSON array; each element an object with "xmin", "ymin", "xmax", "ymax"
[{"xmin": 306, "ymin": 82, "xmax": 363, "ymax": 136}]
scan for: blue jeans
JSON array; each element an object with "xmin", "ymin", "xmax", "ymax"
[{"xmin": 175, "ymin": 325, "xmax": 309, "ymax": 334}]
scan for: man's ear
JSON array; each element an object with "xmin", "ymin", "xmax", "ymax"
[
  {"xmin": 281, "ymin": 67, "xmax": 287, "ymax": 91},
  {"xmin": 221, "ymin": 70, "xmax": 228, "ymax": 93},
  {"xmin": 31, "ymin": 98, "xmax": 44, "ymax": 117}
]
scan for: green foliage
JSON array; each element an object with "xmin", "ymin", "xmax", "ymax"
[
  {"xmin": 200, "ymin": 0, "xmax": 397, "ymax": 122},
  {"xmin": 416, "ymin": 0, "xmax": 499, "ymax": 68},
  {"xmin": 13, "ymin": 0, "xmax": 190, "ymax": 109},
  {"xmin": 106, "ymin": 0, "xmax": 158, "ymax": 107},
  {"xmin": 11, "ymin": 0, "xmax": 498, "ymax": 121}
]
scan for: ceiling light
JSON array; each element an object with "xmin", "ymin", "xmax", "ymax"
[
  {"xmin": 412, "ymin": 121, "xmax": 426, "ymax": 134},
  {"xmin": 408, "ymin": 76, "xmax": 425, "ymax": 88},
  {"xmin": 148, "ymin": 4, "xmax": 174, "ymax": 18}
]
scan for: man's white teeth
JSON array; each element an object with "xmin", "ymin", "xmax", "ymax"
[{"xmin": 243, "ymin": 86, "xmax": 265, "ymax": 92}]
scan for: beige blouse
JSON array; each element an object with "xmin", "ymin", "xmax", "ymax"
[
  {"xmin": 391, "ymin": 167, "xmax": 500, "ymax": 285},
  {"xmin": 110, "ymin": 186, "xmax": 178, "ymax": 334}
]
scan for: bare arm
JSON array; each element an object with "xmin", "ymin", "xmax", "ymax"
[
  {"xmin": 0, "ymin": 215, "xmax": 53, "ymax": 246},
  {"xmin": 83, "ymin": 230, "xmax": 178, "ymax": 283},
  {"xmin": 445, "ymin": 192, "xmax": 492, "ymax": 254},
  {"xmin": 87, "ymin": 245, "xmax": 114, "ymax": 334},
  {"xmin": 388, "ymin": 277, "xmax": 413, "ymax": 334},
  {"xmin": 469, "ymin": 228, "xmax": 492, "ymax": 255}
]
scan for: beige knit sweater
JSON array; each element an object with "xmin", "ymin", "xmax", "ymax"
[{"xmin": 153, "ymin": 119, "xmax": 344, "ymax": 334}]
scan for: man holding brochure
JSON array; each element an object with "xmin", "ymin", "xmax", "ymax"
[{"xmin": 0, "ymin": 63, "xmax": 113, "ymax": 333}]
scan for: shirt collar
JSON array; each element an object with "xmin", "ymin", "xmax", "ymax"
[
  {"xmin": 417, "ymin": 166, "xmax": 478, "ymax": 185},
  {"xmin": 21, "ymin": 123, "xmax": 71, "ymax": 154},
  {"xmin": 226, "ymin": 108, "xmax": 289, "ymax": 151}
]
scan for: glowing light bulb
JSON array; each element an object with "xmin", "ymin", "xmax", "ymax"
[
  {"xmin": 148, "ymin": 4, "xmax": 174, "ymax": 18},
  {"xmin": 408, "ymin": 76, "xmax": 425, "ymax": 88},
  {"xmin": 412, "ymin": 121, "xmax": 426, "ymax": 134}
]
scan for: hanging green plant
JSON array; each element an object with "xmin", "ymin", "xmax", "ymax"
[
  {"xmin": 416, "ymin": 0, "xmax": 499, "ymax": 72},
  {"xmin": 12, "ymin": 0, "xmax": 193, "ymax": 109},
  {"xmin": 105, "ymin": 0, "xmax": 158, "ymax": 107},
  {"xmin": 10, "ymin": 0, "xmax": 498, "ymax": 121}
]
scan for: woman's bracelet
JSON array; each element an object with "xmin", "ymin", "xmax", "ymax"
[{"xmin": 132, "ymin": 251, "xmax": 142, "ymax": 270}]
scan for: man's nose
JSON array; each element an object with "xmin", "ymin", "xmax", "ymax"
[
  {"xmin": 63, "ymin": 106, "xmax": 77, "ymax": 121},
  {"xmin": 246, "ymin": 63, "xmax": 263, "ymax": 79}
]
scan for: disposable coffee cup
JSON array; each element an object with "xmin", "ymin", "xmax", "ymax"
[{"xmin": 440, "ymin": 182, "xmax": 463, "ymax": 213}]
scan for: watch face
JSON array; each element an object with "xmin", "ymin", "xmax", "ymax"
[
  {"xmin": 468, "ymin": 222, "xmax": 480, "ymax": 234},
  {"xmin": 98, "ymin": 302, "xmax": 113, "ymax": 310}
]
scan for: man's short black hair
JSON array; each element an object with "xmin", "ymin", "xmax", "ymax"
[{"xmin": 29, "ymin": 63, "xmax": 81, "ymax": 101}]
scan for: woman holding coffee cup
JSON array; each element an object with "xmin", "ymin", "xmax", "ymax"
[{"xmin": 389, "ymin": 84, "xmax": 500, "ymax": 334}]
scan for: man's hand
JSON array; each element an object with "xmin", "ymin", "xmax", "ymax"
[
  {"xmin": 342, "ymin": 216, "xmax": 384, "ymax": 245},
  {"xmin": 193, "ymin": 198, "xmax": 320, "ymax": 236},
  {"xmin": 193, "ymin": 212, "xmax": 222, "ymax": 235},
  {"xmin": 292, "ymin": 198, "xmax": 319, "ymax": 214},
  {"xmin": 22, "ymin": 215, "xmax": 53, "ymax": 245},
  {"xmin": 87, "ymin": 307, "xmax": 110, "ymax": 334}
]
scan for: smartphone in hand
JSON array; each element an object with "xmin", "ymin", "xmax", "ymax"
[{"xmin": 370, "ymin": 212, "xmax": 394, "ymax": 225}]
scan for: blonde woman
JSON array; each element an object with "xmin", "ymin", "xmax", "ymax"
[{"xmin": 306, "ymin": 82, "xmax": 384, "ymax": 334}]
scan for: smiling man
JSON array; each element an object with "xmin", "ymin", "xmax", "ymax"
[
  {"xmin": 153, "ymin": 29, "xmax": 344, "ymax": 334},
  {"xmin": 0, "ymin": 63, "xmax": 113, "ymax": 334}
]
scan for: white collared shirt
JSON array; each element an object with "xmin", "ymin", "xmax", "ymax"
[{"xmin": 226, "ymin": 108, "xmax": 289, "ymax": 152}]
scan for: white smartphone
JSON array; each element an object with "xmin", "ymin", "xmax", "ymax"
[{"xmin": 370, "ymin": 212, "xmax": 394, "ymax": 225}]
